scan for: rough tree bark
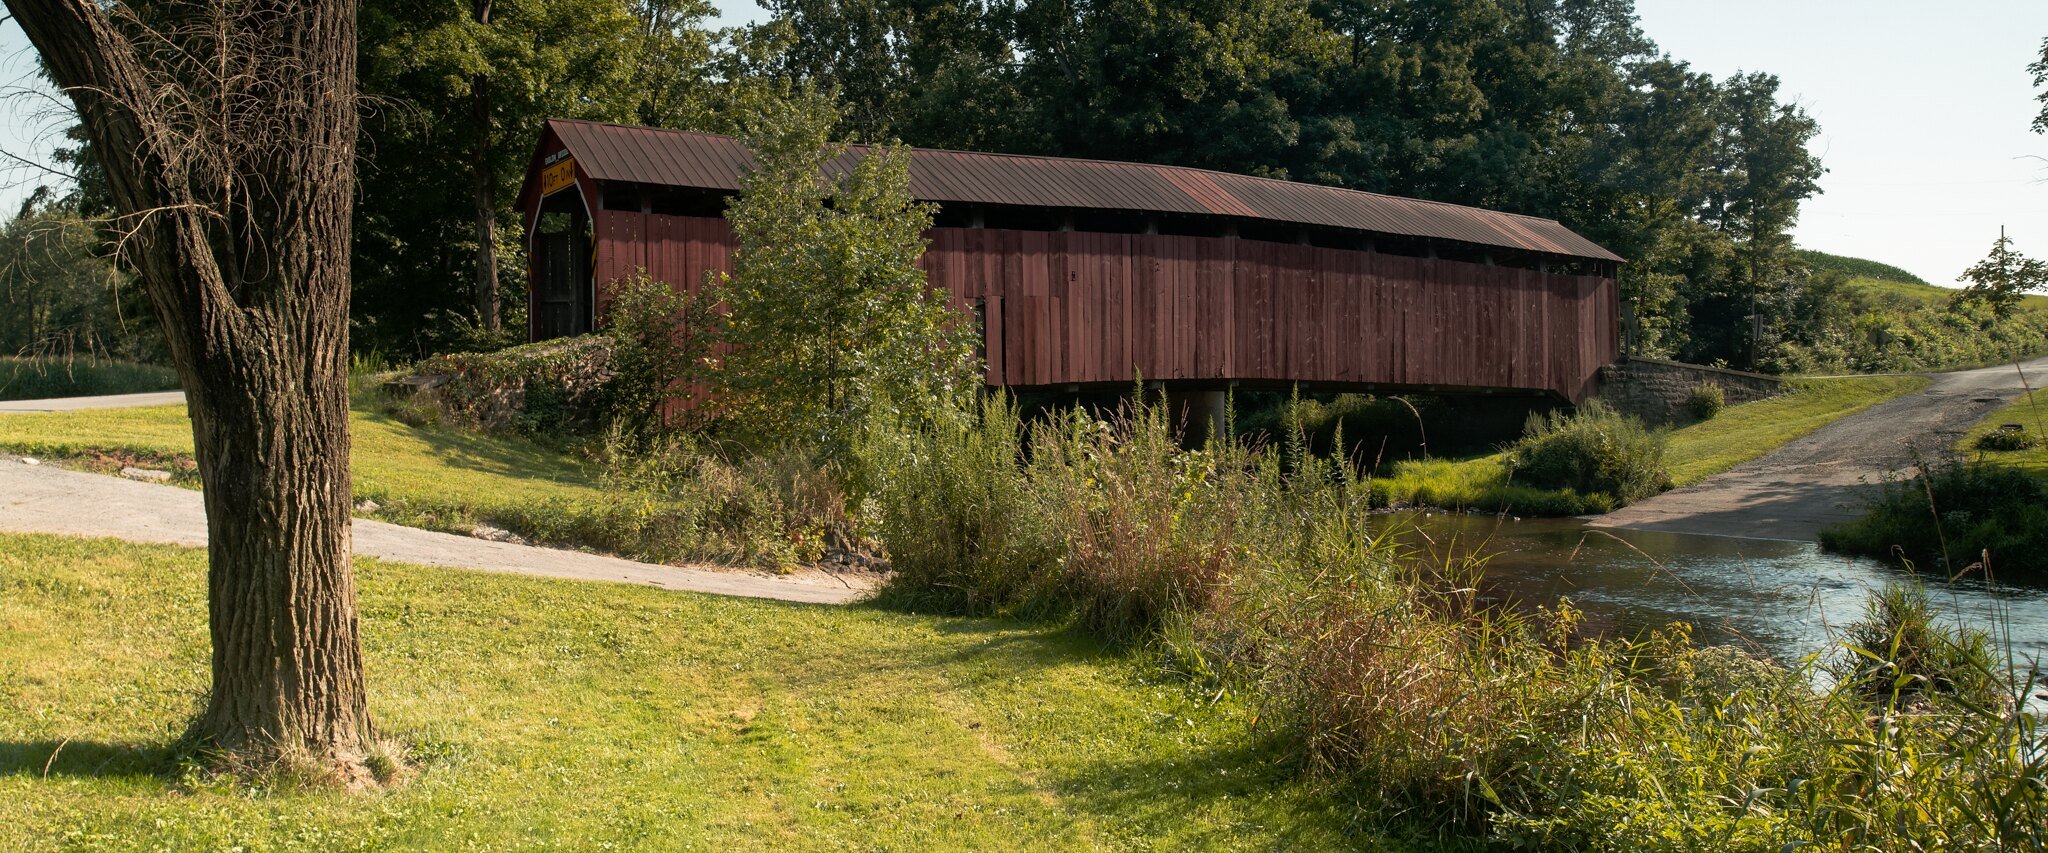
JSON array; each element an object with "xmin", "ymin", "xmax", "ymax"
[
  {"xmin": 469, "ymin": 0, "xmax": 500, "ymax": 333},
  {"xmin": 6, "ymin": 0, "xmax": 377, "ymax": 779}
]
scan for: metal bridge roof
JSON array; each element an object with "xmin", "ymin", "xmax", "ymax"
[{"xmin": 540, "ymin": 118, "xmax": 1623, "ymax": 263}]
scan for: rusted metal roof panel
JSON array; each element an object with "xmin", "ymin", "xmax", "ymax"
[{"xmin": 546, "ymin": 119, "xmax": 1622, "ymax": 263}]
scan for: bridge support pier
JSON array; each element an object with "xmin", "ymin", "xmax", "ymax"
[{"xmin": 1175, "ymin": 389, "xmax": 1229, "ymax": 447}]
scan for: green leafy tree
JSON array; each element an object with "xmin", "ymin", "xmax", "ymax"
[
  {"xmin": 758, "ymin": 0, "xmax": 1825, "ymax": 371},
  {"xmin": 1954, "ymin": 231, "xmax": 2048, "ymax": 320},
  {"xmin": 2032, "ymin": 36, "xmax": 2047, "ymax": 134},
  {"xmin": 760, "ymin": 0, "xmax": 1024, "ymax": 149},
  {"xmin": 708, "ymin": 94, "xmax": 979, "ymax": 451},
  {"xmin": 602, "ymin": 273, "xmax": 714, "ymax": 435},
  {"xmin": 0, "ymin": 197, "xmax": 158, "ymax": 361},
  {"xmin": 354, "ymin": 0, "xmax": 714, "ymax": 352}
]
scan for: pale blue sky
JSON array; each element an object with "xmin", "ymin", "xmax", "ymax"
[{"xmin": 2, "ymin": 1, "xmax": 2043, "ymax": 285}]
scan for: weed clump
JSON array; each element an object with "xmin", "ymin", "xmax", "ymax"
[
  {"xmin": 1687, "ymin": 380, "xmax": 1725, "ymax": 420},
  {"xmin": 1973, "ymin": 426, "xmax": 2041, "ymax": 452},
  {"xmin": 1831, "ymin": 579, "xmax": 2002, "ymax": 708},
  {"xmin": 1504, "ymin": 400, "xmax": 1670, "ymax": 504}
]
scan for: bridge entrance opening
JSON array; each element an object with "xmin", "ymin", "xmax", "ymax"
[{"xmin": 532, "ymin": 194, "xmax": 592, "ymax": 339}]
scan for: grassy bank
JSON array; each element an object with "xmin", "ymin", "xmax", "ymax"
[
  {"xmin": 0, "ymin": 399, "xmax": 849, "ymax": 568},
  {"xmin": 1962, "ymin": 389, "xmax": 2048, "ymax": 479},
  {"xmin": 1369, "ymin": 374, "xmax": 1928, "ymax": 514},
  {"xmin": 0, "ymin": 356, "xmax": 178, "ymax": 401},
  {"xmin": 1662, "ymin": 374, "xmax": 1929, "ymax": 485},
  {"xmin": 1843, "ymin": 274, "xmax": 2048, "ymax": 314},
  {"xmin": 0, "ymin": 402, "xmax": 605, "ymax": 522},
  {"xmin": 1368, "ymin": 454, "xmax": 1613, "ymax": 515},
  {"xmin": 0, "ymin": 533, "xmax": 1358, "ymax": 848},
  {"xmin": 1817, "ymin": 387, "xmax": 2048, "ymax": 575}
]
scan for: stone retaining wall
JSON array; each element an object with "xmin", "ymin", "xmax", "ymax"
[{"xmin": 1597, "ymin": 357, "xmax": 1783, "ymax": 424}]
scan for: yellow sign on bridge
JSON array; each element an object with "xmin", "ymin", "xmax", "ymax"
[{"xmin": 541, "ymin": 155, "xmax": 577, "ymax": 197}]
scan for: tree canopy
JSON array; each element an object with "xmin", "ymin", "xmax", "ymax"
[
  {"xmin": 761, "ymin": 0, "xmax": 1824, "ymax": 369},
  {"xmin": 22, "ymin": 0, "xmax": 1844, "ymax": 372}
]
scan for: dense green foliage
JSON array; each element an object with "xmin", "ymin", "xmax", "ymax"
[
  {"xmin": 1686, "ymin": 381, "xmax": 1724, "ymax": 420},
  {"xmin": 600, "ymin": 274, "xmax": 712, "ymax": 434},
  {"xmin": 1504, "ymin": 401, "xmax": 1670, "ymax": 503},
  {"xmin": 1975, "ymin": 427, "xmax": 2041, "ymax": 452},
  {"xmin": 1768, "ymin": 268, "xmax": 2048, "ymax": 373},
  {"xmin": 0, "ymin": 200, "xmax": 158, "ymax": 363},
  {"xmin": 0, "ymin": 356, "xmax": 177, "ymax": 401},
  {"xmin": 350, "ymin": 0, "xmax": 720, "ymax": 354},
  {"xmin": 864, "ymin": 392, "xmax": 2047, "ymax": 848},
  {"xmin": 1797, "ymin": 248, "xmax": 1928, "ymax": 284},
  {"xmin": 709, "ymin": 95, "xmax": 977, "ymax": 451},
  {"xmin": 1820, "ymin": 462, "xmax": 2048, "ymax": 578},
  {"xmin": 406, "ymin": 335, "xmax": 617, "ymax": 436}
]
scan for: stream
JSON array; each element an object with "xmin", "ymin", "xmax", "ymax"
[{"xmin": 1380, "ymin": 511, "xmax": 2048, "ymax": 681}]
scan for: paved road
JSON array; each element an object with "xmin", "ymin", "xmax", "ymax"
[
  {"xmin": 0, "ymin": 456, "xmax": 869, "ymax": 605},
  {"xmin": 0, "ymin": 390, "xmax": 186, "ymax": 412},
  {"xmin": 1591, "ymin": 356, "xmax": 2048, "ymax": 542}
]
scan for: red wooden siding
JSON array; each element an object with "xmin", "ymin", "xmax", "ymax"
[{"xmin": 588, "ymin": 209, "xmax": 1618, "ymax": 401}]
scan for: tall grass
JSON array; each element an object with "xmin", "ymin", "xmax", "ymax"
[
  {"xmin": 1505, "ymin": 399, "xmax": 1670, "ymax": 503},
  {"xmin": 491, "ymin": 427, "xmax": 855, "ymax": 570},
  {"xmin": 865, "ymin": 391, "xmax": 2047, "ymax": 847}
]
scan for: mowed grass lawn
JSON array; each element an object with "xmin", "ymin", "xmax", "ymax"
[
  {"xmin": 0, "ymin": 401, "xmax": 605, "ymax": 532},
  {"xmin": 0, "ymin": 534, "xmax": 1360, "ymax": 849},
  {"xmin": 1371, "ymin": 374, "xmax": 1929, "ymax": 514}
]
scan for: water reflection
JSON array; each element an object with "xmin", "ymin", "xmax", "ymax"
[{"xmin": 1378, "ymin": 511, "xmax": 2048, "ymax": 675}]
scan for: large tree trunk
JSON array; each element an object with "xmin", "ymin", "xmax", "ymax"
[
  {"xmin": 470, "ymin": 0, "xmax": 499, "ymax": 333},
  {"xmin": 8, "ymin": 0, "xmax": 377, "ymax": 779},
  {"xmin": 471, "ymin": 82, "xmax": 500, "ymax": 333},
  {"xmin": 185, "ymin": 228, "xmax": 369, "ymax": 773}
]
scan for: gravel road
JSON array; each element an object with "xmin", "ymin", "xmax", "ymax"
[
  {"xmin": 0, "ymin": 456, "xmax": 869, "ymax": 605},
  {"xmin": 0, "ymin": 390, "xmax": 186, "ymax": 412},
  {"xmin": 1591, "ymin": 356, "xmax": 2048, "ymax": 542}
]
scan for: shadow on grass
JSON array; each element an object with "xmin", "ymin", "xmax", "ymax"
[
  {"xmin": 1045, "ymin": 730, "xmax": 1398, "ymax": 849},
  {"xmin": 355, "ymin": 408, "xmax": 595, "ymax": 489},
  {"xmin": 0, "ymin": 739, "xmax": 176, "ymax": 781}
]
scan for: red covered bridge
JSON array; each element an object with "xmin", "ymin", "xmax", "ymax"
[{"xmin": 518, "ymin": 119, "xmax": 1622, "ymax": 402}]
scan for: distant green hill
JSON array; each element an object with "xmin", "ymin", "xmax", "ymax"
[
  {"xmin": 1798, "ymin": 249, "xmax": 1930, "ymax": 285},
  {"xmin": 1797, "ymin": 248, "xmax": 2048, "ymax": 314},
  {"xmin": 1754, "ymin": 249, "xmax": 2048, "ymax": 373}
]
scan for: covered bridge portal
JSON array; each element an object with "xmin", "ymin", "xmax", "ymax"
[{"xmin": 519, "ymin": 119, "xmax": 1623, "ymax": 402}]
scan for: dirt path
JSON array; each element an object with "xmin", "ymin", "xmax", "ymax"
[
  {"xmin": 0, "ymin": 456, "xmax": 870, "ymax": 605},
  {"xmin": 1590, "ymin": 356, "xmax": 2048, "ymax": 542}
]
